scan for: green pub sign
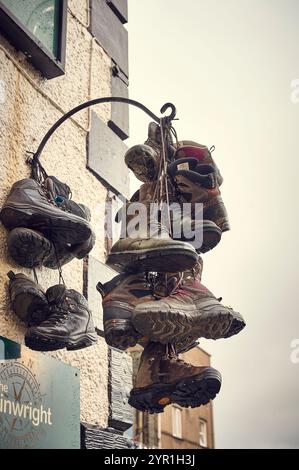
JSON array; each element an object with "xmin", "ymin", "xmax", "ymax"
[{"xmin": 0, "ymin": 336, "xmax": 80, "ymax": 449}]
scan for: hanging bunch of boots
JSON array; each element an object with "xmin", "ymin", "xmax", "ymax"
[
  {"xmin": 7, "ymin": 271, "xmax": 97, "ymax": 351},
  {"xmin": 97, "ymin": 120, "xmax": 245, "ymax": 413},
  {"xmin": 1, "ymin": 175, "xmax": 95, "ymax": 269},
  {"xmin": 1, "ymin": 162, "xmax": 97, "ymax": 352}
]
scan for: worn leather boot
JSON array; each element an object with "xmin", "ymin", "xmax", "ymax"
[
  {"xmin": 106, "ymin": 182, "xmax": 198, "ymax": 273},
  {"xmin": 7, "ymin": 228, "xmax": 74, "ymax": 269},
  {"xmin": 6, "ymin": 178, "xmax": 95, "ymax": 269},
  {"xmin": 175, "ymin": 141, "xmax": 223, "ymax": 186},
  {"xmin": 125, "ymin": 122, "xmax": 175, "ymax": 182},
  {"xmin": 132, "ymin": 260, "xmax": 245, "ymax": 344},
  {"xmin": 169, "ymin": 160, "xmax": 229, "ymax": 233},
  {"xmin": 97, "ymin": 272, "xmax": 199, "ymax": 353},
  {"xmin": 7, "ymin": 271, "xmax": 49, "ymax": 325},
  {"xmin": 25, "ymin": 285, "xmax": 97, "ymax": 351},
  {"xmin": 97, "ymin": 273, "xmax": 151, "ymax": 350},
  {"xmin": 0, "ymin": 178, "xmax": 92, "ymax": 245},
  {"xmin": 173, "ymin": 143, "xmax": 229, "ymax": 232},
  {"xmin": 129, "ymin": 342, "xmax": 222, "ymax": 413}
]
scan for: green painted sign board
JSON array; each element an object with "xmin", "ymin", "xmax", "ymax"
[{"xmin": 0, "ymin": 336, "xmax": 80, "ymax": 449}]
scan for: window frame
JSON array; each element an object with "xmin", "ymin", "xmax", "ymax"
[
  {"xmin": 172, "ymin": 406, "xmax": 183, "ymax": 440},
  {"xmin": 0, "ymin": 0, "xmax": 67, "ymax": 79},
  {"xmin": 199, "ymin": 418, "xmax": 208, "ymax": 448}
]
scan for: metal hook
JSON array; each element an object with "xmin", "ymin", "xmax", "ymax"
[{"xmin": 160, "ymin": 102, "xmax": 177, "ymax": 123}]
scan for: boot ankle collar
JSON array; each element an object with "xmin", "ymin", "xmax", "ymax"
[{"xmin": 96, "ymin": 273, "xmax": 128, "ymax": 298}]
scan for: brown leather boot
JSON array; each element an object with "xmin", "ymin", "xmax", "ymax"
[
  {"xmin": 175, "ymin": 141, "xmax": 223, "ymax": 186},
  {"xmin": 106, "ymin": 182, "xmax": 198, "ymax": 273},
  {"xmin": 132, "ymin": 260, "xmax": 245, "ymax": 344},
  {"xmin": 97, "ymin": 272, "xmax": 151, "ymax": 350},
  {"xmin": 174, "ymin": 142, "xmax": 229, "ymax": 232},
  {"xmin": 129, "ymin": 342, "xmax": 222, "ymax": 413},
  {"xmin": 97, "ymin": 272, "xmax": 199, "ymax": 353}
]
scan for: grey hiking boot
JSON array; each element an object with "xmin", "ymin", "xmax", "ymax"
[
  {"xmin": 7, "ymin": 271, "xmax": 49, "ymax": 325},
  {"xmin": 129, "ymin": 342, "xmax": 222, "ymax": 413},
  {"xmin": 7, "ymin": 228, "xmax": 74, "ymax": 269},
  {"xmin": 132, "ymin": 260, "xmax": 246, "ymax": 345},
  {"xmin": 0, "ymin": 178, "xmax": 92, "ymax": 245},
  {"xmin": 6, "ymin": 177, "xmax": 95, "ymax": 269},
  {"xmin": 106, "ymin": 182, "xmax": 198, "ymax": 273},
  {"xmin": 25, "ymin": 285, "xmax": 97, "ymax": 351}
]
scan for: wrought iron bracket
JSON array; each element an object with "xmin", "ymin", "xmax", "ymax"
[{"xmin": 30, "ymin": 97, "xmax": 177, "ymax": 164}]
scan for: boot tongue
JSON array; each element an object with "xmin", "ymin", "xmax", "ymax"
[
  {"xmin": 45, "ymin": 176, "xmax": 71, "ymax": 204},
  {"xmin": 46, "ymin": 284, "xmax": 67, "ymax": 304}
]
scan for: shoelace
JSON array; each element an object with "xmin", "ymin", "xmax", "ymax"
[{"xmin": 46, "ymin": 302, "xmax": 70, "ymax": 325}]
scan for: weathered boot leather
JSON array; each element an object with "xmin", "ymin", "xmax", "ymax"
[{"xmin": 129, "ymin": 342, "xmax": 222, "ymax": 413}]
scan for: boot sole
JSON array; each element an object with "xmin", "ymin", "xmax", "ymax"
[
  {"xmin": 104, "ymin": 305, "xmax": 199, "ymax": 353},
  {"xmin": 1, "ymin": 205, "xmax": 91, "ymax": 244},
  {"xmin": 132, "ymin": 304, "xmax": 243, "ymax": 343},
  {"xmin": 203, "ymin": 197, "xmax": 230, "ymax": 232},
  {"xmin": 125, "ymin": 152, "xmax": 157, "ymax": 183},
  {"xmin": 104, "ymin": 319, "xmax": 142, "ymax": 351},
  {"xmin": 8, "ymin": 228, "xmax": 54, "ymax": 268},
  {"xmin": 25, "ymin": 331, "xmax": 98, "ymax": 352},
  {"xmin": 106, "ymin": 245, "xmax": 198, "ymax": 273},
  {"xmin": 181, "ymin": 221, "xmax": 222, "ymax": 253},
  {"xmin": 129, "ymin": 368, "xmax": 221, "ymax": 413},
  {"xmin": 223, "ymin": 312, "xmax": 246, "ymax": 338}
]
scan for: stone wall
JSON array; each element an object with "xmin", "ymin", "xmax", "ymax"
[{"xmin": 0, "ymin": 0, "xmax": 129, "ymax": 428}]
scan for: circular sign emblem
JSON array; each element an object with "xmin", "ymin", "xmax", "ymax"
[{"xmin": 0, "ymin": 361, "xmax": 45, "ymax": 449}]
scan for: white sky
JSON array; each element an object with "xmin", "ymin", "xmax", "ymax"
[{"xmin": 127, "ymin": 0, "xmax": 299, "ymax": 449}]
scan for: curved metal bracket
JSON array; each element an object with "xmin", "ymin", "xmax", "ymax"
[{"xmin": 31, "ymin": 97, "xmax": 177, "ymax": 163}]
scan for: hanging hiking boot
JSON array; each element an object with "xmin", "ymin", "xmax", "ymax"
[
  {"xmin": 44, "ymin": 178, "xmax": 95, "ymax": 263},
  {"xmin": 106, "ymin": 182, "xmax": 198, "ymax": 273},
  {"xmin": 0, "ymin": 178, "xmax": 92, "ymax": 245},
  {"xmin": 129, "ymin": 342, "xmax": 222, "ymax": 413},
  {"xmin": 97, "ymin": 271, "xmax": 199, "ymax": 353},
  {"xmin": 170, "ymin": 163, "xmax": 230, "ymax": 233},
  {"xmin": 97, "ymin": 272, "xmax": 150, "ymax": 350},
  {"xmin": 175, "ymin": 141, "xmax": 223, "ymax": 186},
  {"xmin": 125, "ymin": 122, "xmax": 175, "ymax": 182},
  {"xmin": 168, "ymin": 159, "xmax": 222, "ymax": 250},
  {"xmin": 7, "ymin": 271, "xmax": 49, "ymax": 325},
  {"xmin": 132, "ymin": 259, "xmax": 246, "ymax": 345},
  {"xmin": 6, "ymin": 182, "xmax": 95, "ymax": 269},
  {"xmin": 7, "ymin": 228, "xmax": 74, "ymax": 269},
  {"xmin": 25, "ymin": 285, "xmax": 97, "ymax": 351},
  {"xmin": 173, "ymin": 143, "xmax": 229, "ymax": 232}
]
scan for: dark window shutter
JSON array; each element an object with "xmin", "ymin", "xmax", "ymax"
[
  {"xmin": 87, "ymin": 111, "xmax": 130, "ymax": 198},
  {"xmin": 108, "ymin": 63, "xmax": 129, "ymax": 140},
  {"xmin": 89, "ymin": 0, "xmax": 128, "ymax": 76},
  {"xmin": 106, "ymin": 0, "xmax": 128, "ymax": 24},
  {"xmin": 87, "ymin": 256, "xmax": 118, "ymax": 334}
]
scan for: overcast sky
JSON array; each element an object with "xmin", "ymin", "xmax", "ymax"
[{"xmin": 127, "ymin": 0, "xmax": 299, "ymax": 449}]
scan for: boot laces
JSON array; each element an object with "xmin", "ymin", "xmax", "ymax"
[
  {"xmin": 165, "ymin": 344, "xmax": 193, "ymax": 368},
  {"xmin": 47, "ymin": 301, "xmax": 70, "ymax": 325}
]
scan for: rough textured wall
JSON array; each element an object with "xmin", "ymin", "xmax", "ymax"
[{"xmin": 0, "ymin": 2, "xmax": 112, "ymax": 426}]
